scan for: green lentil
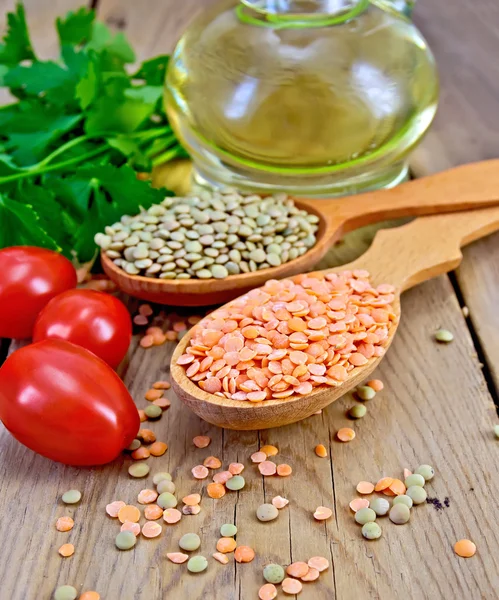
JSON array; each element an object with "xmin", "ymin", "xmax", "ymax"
[
  {"xmin": 389, "ymin": 503, "xmax": 411, "ymax": 524},
  {"xmin": 144, "ymin": 405, "xmax": 162, "ymax": 420},
  {"xmin": 362, "ymin": 522, "xmax": 382, "ymax": 540},
  {"xmin": 54, "ymin": 585, "xmax": 78, "ymax": 600},
  {"xmin": 157, "ymin": 492, "xmax": 178, "ymax": 509},
  {"xmin": 153, "ymin": 472, "xmax": 172, "ymax": 484},
  {"xmin": 127, "ymin": 439, "xmax": 141, "ymax": 451},
  {"xmin": 404, "ymin": 474, "xmax": 426, "ymax": 488},
  {"xmin": 226, "ymin": 475, "xmax": 245, "ymax": 491},
  {"xmin": 211, "ymin": 265, "xmax": 229, "ymax": 279},
  {"xmin": 187, "ymin": 555, "xmax": 208, "ymax": 573},
  {"xmin": 370, "ymin": 497, "xmax": 390, "ymax": 516},
  {"xmin": 257, "ymin": 504, "xmax": 279, "ymax": 522},
  {"xmin": 179, "ymin": 533, "xmax": 201, "ymax": 551},
  {"xmin": 406, "ymin": 486, "xmax": 427, "ymax": 505},
  {"xmin": 435, "ymin": 328, "xmax": 454, "ymax": 343},
  {"xmin": 356, "ymin": 386, "xmax": 376, "ymax": 401},
  {"xmin": 115, "ymin": 531, "xmax": 137, "ymax": 550},
  {"xmin": 393, "ymin": 495, "xmax": 413, "ymax": 509},
  {"xmin": 349, "ymin": 404, "xmax": 367, "ymax": 419},
  {"xmin": 355, "ymin": 507, "xmax": 376, "ymax": 525},
  {"xmin": 263, "ymin": 564, "xmax": 285, "ymax": 584},
  {"xmin": 414, "ymin": 464, "xmax": 435, "ymax": 481},
  {"xmin": 157, "ymin": 479, "xmax": 176, "ymax": 494},
  {"xmin": 61, "ymin": 490, "xmax": 81, "ymax": 505},
  {"xmin": 97, "ymin": 191, "xmax": 319, "ymax": 281},
  {"xmin": 128, "ymin": 462, "xmax": 150, "ymax": 478},
  {"xmin": 220, "ymin": 524, "xmax": 237, "ymax": 537}
]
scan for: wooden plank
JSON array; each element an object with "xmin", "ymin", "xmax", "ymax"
[
  {"xmin": 410, "ymin": 0, "xmax": 499, "ymax": 393},
  {"xmin": 95, "ymin": 0, "xmax": 218, "ymax": 60}
]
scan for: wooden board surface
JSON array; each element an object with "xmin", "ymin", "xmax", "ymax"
[{"xmin": 0, "ymin": 1, "xmax": 499, "ymax": 599}]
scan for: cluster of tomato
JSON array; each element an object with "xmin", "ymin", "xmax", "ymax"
[{"xmin": 0, "ymin": 247, "xmax": 140, "ymax": 466}]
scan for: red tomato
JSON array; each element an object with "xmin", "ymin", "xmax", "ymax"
[
  {"xmin": 33, "ymin": 289, "xmax": 132, "ymax": 368},
  {"xmin": 0, "ymin": 246, "xmax": 77, "ymax": 339},
  {"xmin": 0, "ymin": 339, "xmax": 139, "ymax": 465}
]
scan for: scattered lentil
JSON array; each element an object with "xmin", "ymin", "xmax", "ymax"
[
  {"xmin": 216, "ymin": 537, "xmax": 237, "ymax": 553},
  {"xmin": 163, "ymin": 508, "xmax": 182, "ymax": 524},
  {"xmin": 404, "ymin": 474, "xmax": 425, "ymax": 488},
  {"xmin": 251, "ymin": 451, "xmax": 267, "ymax": 463},
  {"xmin": 157, "ymin": 492, "xmax": 178, "ymax": 509},
  {"xmin": 388, "ymin": 479, "xmax": 406, "ymax": 496},
  {"xmin": 157, "ymin": 480, "xmax": 176, "ymax": 494},
  {"xmin": 149, "ymin": 441, "xmax": 168, "ymax": 456},
  {"xmin": 213, "ymin": 471, "xmax": 233, "ymax": 484},
  {"xmin": 183, "ymin": 494, "xmax": 201, "ymax": 506},
  {"xmin": 138, "ymin": 409, "xmax": 147, "ymax": 422},
  {"xmin": 257, "ymin": 504, "xmax": 279, "ymax": 522},
  {"xmin": 128, "ymin": 463, "xmax": 150, "ymax": 478},
  {"xmin": 393, "ymin": 495, "xmax": 413, "ymax": 509},
  {"xmin": 349, "ymin": 498, "xmax": 370, "ymax": 512},
  {"xmin": 282, "ymin": 578, "xmax": 303, "ymax": 595},
  {"xmin": 220, "ymin": 524, "xmax": 237, "ymax": 537},
  {"xmin": 131, "ymin": 447, "xmax": 150, "ymax": 460},
  {"xmin": 142, "ymin": 521, "xmax": 162, "ymax": 538},
  {"xmin": 207, "ymin": 483, "xmax": 226, "ymax": 498},
  {"xmin": 389, "ymin": 504, "xmax": 411, "ymax": 524},
  {"xmin": 121, "ymin": 522, "xmax": 141, "ymax": 536},
  {"xmin": 58, "ymin": 543, "xmax": 75, "ymax": 557},
  {"xmin": 277, "ymin": 464, "xmax": 292, "ymax": 477},
  {"xmin": 407, "ymin": 485, "xmax": 427, "ymax": 505},
  {"xmin": 187, "ymin": 555, "xmax": 208, "ymax": 573},
  {"xmin": 144, "ymin": 404, "xmax": 162, "ymax": 420},
  {"xmin": 315, "ymin": 444, "xmax": 327, "ymax": 458},
  {"xmin": 234, "ymin": 546, "xmax": 255, "ymax": 563},
  {"xmin": 356, "ymin": 386, "xmax": 376, "ymax": 401},
  {"xmin": 258, "ymin": 461, "xmax": 277, "ymax": 476},
  {"xmin": 152, "ymin": 380, "xmax": 171, "ymax": 390},
  {"xmin": 106, "ymin": 501, "xmax": 126, "ymax": 517},
  {"xmin": 193, "ymin": 436, "xmax": 211, "ymax": 448},
  {"xmin": 308, "ymin": 556, "xmax": 329, "ymax": 572},
  {"xmin": 454, "ymin": 539, "xmax": 476, "ymax": 558},
  {"xmin": 213, "ymin": 552, "xmax": 230, "ymax": 564},
  {"xmin": 153, "ymin": 472, "xmax": 172, "ymax": 484},
  {"xmin": 349, "ymin": 404, "xmax": 367, "ymax": 419},
  {"xmin": 263, "ymin": 564, "xmax": 285, "ymax": 584},
  {"xmin": 286, "ymin": 562, "xmax": 309, "ymax": 578},
  {"xmin": 337, "ymin": 428, "xmax": 356, "ymax": 442},
  {"xmin": 179, "ymin": 533, "xmax": 201, "ymax": 551},
  {"xmin": 115, "ymin": 531, "xmax": 137, "ymax": 550},
  {"xmin": 272, "ymin": 496, "xmax": 289, "ymax": 509},
  {"xmin": 228, "ymin": 463, "xmax": 244, "ymax": 475},
  {"xmin": 313, "ymin": 506, "xmax": 333, "ymax": 521},
  {"xmin": 203, "ymin": 456, "xmax": 222, "ymax": 469},
  {"xmin": 167, "ymin": 552, "xmax": 189, "ymax": 563},
  {"xmin": 138, "ymin": 489, "xmax": 158, "ymax": 504},
  {"xmin": 56, "ymin": 517, "xmax": 74, "ymax": 532},
  {"xmin": 494, "ymin": 425, "xmax": 499, "ymax": 439},
  {"xmin": 356, "ymin": 481, "xmax": 375, "ymax": 494},
  {"xmin": 118, "ymin": 505, "xmax": 141, "ymax": 524},
  {"xmin": 355, "ymin": 507, "xmax": 376, "ymax": 525},
  {"xmin": 435, "ymin": 328, "xmax": 454, "ymax": 343},
  {"xmin": 259, "ymin": 583, "xmax": 278, "ymax": 600},
  {"xmin": 226, "ymin": 475, "xmax": 245, "ymax": 491},
  {"xmin": 362, "ymin": 522, "xmax": 382, "ymax": 540},
  {"xmin": 127, "ymin": 439, "xmax": 141, "ymax": 451},
  {"xmin": 183, "ymin": 504, "xmax": 201, "ymax": 515},
  {"xmin": 370, "ymin": 498, "xmax": 391, "ymax": 516},
  {"xmin": 54, "ymin": 585, "xmax": 78, "ymax": 600},
  {"xmin": 375, "ymin": 477, "xmax": 394, "ymax": 492},
  {"xmin": 192, "ymin": 465, "xmax": 209, "ymax": 479},
  {"xmin": 260, "ymin": 445, "xmax": 279, "ymax": 456},
  {"xmin": 61, "ymin": 490, "xmax": 81, "ymax": 505},
  {"xmin": 366, "ymin": 379, "xmax": 384, "ymax": 392},
  {"xmin": 80, "ymin": 593, "xmax": 100, "ymax": 600},
  {"xmin": 414, "ymin": 464, "xmax": 435, "ymax": 481},
  {"xmin": 302, "ymin": 567, "xmax": 320, "ymax": 581}
]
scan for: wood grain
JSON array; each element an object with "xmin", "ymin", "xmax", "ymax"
[{"xmin": 0, "ymin": 1, "xmax": 499, "ymax": 599}]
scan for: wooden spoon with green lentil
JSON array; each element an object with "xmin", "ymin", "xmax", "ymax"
[
  {"xmin": 171, "ymin": 206, "xmax": 499, "ymax": 429},
  {"xmin": 101, "ymin": 159, "xmax": 499, "ymax": 306}
]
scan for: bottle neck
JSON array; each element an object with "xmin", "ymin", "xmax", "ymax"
[
  {"xmin": 239, "ymin": 0, "xmax": 369, "ymax": 26},
  {"xmin": 241, "ymin": 0, "xmax": 363, "ymax": 17}
]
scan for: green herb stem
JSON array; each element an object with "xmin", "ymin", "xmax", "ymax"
[{"xmin": 151, "ymin": 145, "xmax": 184, "ymax": 167}]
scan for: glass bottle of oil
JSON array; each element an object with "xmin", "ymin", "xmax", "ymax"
[{"xmin": 165, "ymin": 0, "xmax": 438, "ymax": 196}]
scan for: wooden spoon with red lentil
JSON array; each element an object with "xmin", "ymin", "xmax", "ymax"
[{"xmin": 171, "ymin": 207, "xmax": 499, "ymax": 430}]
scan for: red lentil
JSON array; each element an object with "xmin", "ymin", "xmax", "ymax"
[
  {"xmin": 58, "ymin": 543, "xmax": 75, "ymax": 557},
  {"xmin": 56, "ymin": 517, "xmax": 74, "ymax": 532},
  {"xmin": 193, "ymin": 435, "xmax": 211, "ymax": 448}
]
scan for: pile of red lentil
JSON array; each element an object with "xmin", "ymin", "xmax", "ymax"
[{"xmin": 177, "ymin": 270, "xmax": 396, "ymax": 400}]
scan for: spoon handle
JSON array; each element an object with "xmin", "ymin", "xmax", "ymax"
[
  {"xmin": 305, "ymin": 160, "xmax": 499, "ymax": 232},
  {"xmin": 339, "ymin": 207, "xmax": 499, "ymax": 291}
]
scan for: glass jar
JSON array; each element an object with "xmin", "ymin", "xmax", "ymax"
[{"xmin": 165, "ymin": 0, "xmax": 438, "ymax": 196}]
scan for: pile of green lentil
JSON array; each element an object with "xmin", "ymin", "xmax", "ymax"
[{"xmin": 95, "ymin": 190, "xmax": 319, "ymax": 280}]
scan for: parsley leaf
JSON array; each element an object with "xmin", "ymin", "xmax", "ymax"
[
  {"xmin": 0, "ymin": 193, "xmax": 59, "ymax": 250},
  {"xmin": 133, "ymin": 55, "xmax": 170, "ymax": 86},
  {"xmin": 56, "ymin": 7, "xmax": 95, "ymax": 47},
  {"xmin": 0, "ymin": 3, "xmax": 35, "ymax": 66}
]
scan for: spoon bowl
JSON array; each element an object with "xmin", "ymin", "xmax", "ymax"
[
  {"xmin": 171, "ymin": 206, "xmax": 499, "ymax": 429},
  {"xmin": 103, "ymin": 160, "xmax": 499, "ymax": 306}
]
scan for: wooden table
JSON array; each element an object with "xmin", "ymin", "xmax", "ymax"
[{"xmin": 1, "ymin": 1, "xmax": 499, "ymax": 599}]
